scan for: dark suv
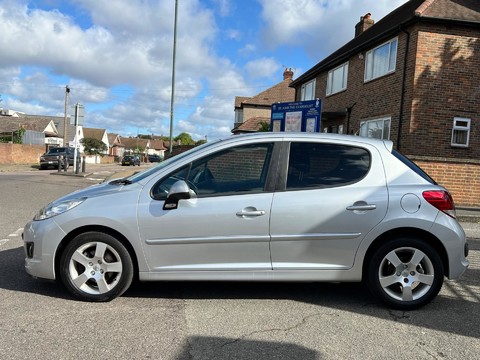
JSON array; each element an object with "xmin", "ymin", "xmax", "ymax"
[{"xmin": 39, "ymin": 147, "xmax": 79, "ymax": 170}]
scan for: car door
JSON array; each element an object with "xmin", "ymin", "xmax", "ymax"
[
  {"xmin": 137, "ymin": 142, "xmax": 277, "ymax": 272},
  {"xmin": 270, "ymin": 140, "xmax": 388, "ymax": 270}
]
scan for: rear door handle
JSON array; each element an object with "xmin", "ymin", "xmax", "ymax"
[{"xmin": 346, "ymin": 202, "xmax": 377, "ymax": 211}]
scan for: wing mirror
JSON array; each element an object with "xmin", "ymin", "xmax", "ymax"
[{"xmin": 163, "ymin": 180, "xmax": 193, "ymax": 210}]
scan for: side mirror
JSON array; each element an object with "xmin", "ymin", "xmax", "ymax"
[{"xmin": 163, "ymin": 180, "xmax": 192, "ymax": 210}]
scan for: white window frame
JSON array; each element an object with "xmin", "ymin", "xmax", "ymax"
[
  {"xmin": 327, "ymin": 62, "xmax": 349, "ymax": 95},
  {"xmin": 364, "ymin": 37, "xmax": 398, "ymax": 82},
  {"xmin": 234, "ymin": 108, "xmax": 243, "ymax": 125},
  {"xmin": 451, "ymin": 117, "xmax": 471, "ymax": 147},
  {"xmin": 359, "ymin": 117, "xmax": 391, "ymax": 140},
  {"xmin": 301, "ymin": 79, "xmax": 316, "ymax": 101}
]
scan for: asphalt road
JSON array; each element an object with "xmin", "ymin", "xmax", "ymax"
[{"xmin": 0, "ymin": 169, "xmax": 479, "ymax": 360}]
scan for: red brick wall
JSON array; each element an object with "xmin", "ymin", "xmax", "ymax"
[
  {"xmin": 0, "ymin": 143, "xmax": 45, "ymax": 164},
  {"xmin": 403, "ymin": 25, "xmax": 480, "ymax": 159},
  {"xmin": 414, "ymin": 157, "xmax": 480, "ymax": 208}
]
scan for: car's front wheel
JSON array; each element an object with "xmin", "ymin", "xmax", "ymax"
[
  {"xmin": 365, "ymin": 237, "xmax": 444, "ymax": 310},
  {"xmin": 59, "ymin": 232, "xmax": 134, "ymax": 302}
]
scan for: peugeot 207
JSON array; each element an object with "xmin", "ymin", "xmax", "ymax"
[{"xmin": 23, "ymin": 133, "xmax": 469, "ymax": 309}]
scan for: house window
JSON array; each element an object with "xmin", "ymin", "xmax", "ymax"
[
  {"xmin": 360, "ymin": 117, "xmax": 391, "ymax": 140},
  {"xmin": 327, "ymin": 62, "xmax": 348, "ymax": 95},
  {"xmin": 234, "ymin": 109, "xmax": 243, "ymax": 125},
  {"xmin": 364, "ymin": 38, "xmax": 398, "ymax": 82},
  {"xmin": 301, "ymin": 79, "xmax": 316, "ymax": 101},
  {"xmin": 451, "ymin": 117, "xmax": 470, "ymax": 147}
]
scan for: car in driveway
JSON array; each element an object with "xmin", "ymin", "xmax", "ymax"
[
  {"xmin": 39, "ymin": 147, "xmax": 79, "ymax": 170},
  {"xmin": 121, "ymin": 155, "xmax": 141, "ymax": 166},
  {"xmin": 23, "ymin": 133, "xmax": 469, "ymax": 309},
  {"xmin": 148, "ymin": 154, "xmax": 162, "ymax": 163}
]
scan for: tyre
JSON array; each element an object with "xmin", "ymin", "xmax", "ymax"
[
  {"xmin": 365, "ymin": 237, "xmax": 444, "ymax": 310},
  {"xmin": 59, "ymin": 232, "xmax": 134, "ymax": 302}
]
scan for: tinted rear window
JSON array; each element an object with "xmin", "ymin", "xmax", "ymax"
[
  {"xmin": 392, "ymin": 149, "xmax": 436, "ymax": 184},
  {"xmin": 287, "ymin": 142, "xmax": 371, "ymax": 189}
]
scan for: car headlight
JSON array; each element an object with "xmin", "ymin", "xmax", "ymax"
[{"xmin": 34, "ymin": 197, "xmax": 86, "ymax": 220}]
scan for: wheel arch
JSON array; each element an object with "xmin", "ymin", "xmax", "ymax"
[
  {"xmin": 362, "ymin": 227, "xmax": 449, "ymax": 279},
  {"xmin": 54, "ymin": 225, "xmax": 139, "ymax": 281}
]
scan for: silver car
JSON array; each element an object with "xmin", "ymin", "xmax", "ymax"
[{"xmin": 23, "ymin": 133, "xmax": 469, "ymax": 309}]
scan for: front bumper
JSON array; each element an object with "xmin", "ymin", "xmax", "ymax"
[{"xmin": 23, "ymin": 219, "xmax": 66, "ymax": 280}]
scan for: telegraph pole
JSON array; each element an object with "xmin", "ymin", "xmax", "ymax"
[{"xmin": 63, "ymin": 85, "xmax": 70, "ymax": 146}]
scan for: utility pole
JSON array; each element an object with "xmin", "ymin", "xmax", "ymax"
[
  {"xmin": 169, "ymin": 0, "xmax": 178, "ymax": 155},
  {"xmin": 63, "ymin": 86, "xmax": 70, "ymax": 146}
]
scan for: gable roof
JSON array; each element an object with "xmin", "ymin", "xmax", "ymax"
[
  {"xmin": 235, "ymin": 79, "xmax": 295, "ymax": 108},
  {"xmin": 149, "ymin": 139, "xmax": 167, "ymax": 151},
  {"xmin": 232, "ymin": 117, "xmax": 271, "ymax": 134},
  {"xmin": 0, "ymin": 115, "xmax": 57, "ymax": 135},
  {"xmin": 83, "ymin": 127, "xmax": 106, "ymax": 141},
  {"xmin": 291, "ymin": 0, "xmax": 480, "ymax": 86},
  {"xmin": 120, "ymin": 137, "xmax": 149, "ymax": 150}
]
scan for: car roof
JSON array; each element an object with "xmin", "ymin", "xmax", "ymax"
[{"xmin": 218, "ymin": 132, "xmax": 393, "ymax": 152}]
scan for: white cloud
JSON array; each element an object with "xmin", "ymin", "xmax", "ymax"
[
  {"xmin": 259, "ymin": 0, "xmax": 409, "ymax": 58},
  {"xmin": 0, "ymin": 0, "xmax": 411, "ymax": 142},
  {"xmin": 245, "ymin": 58, "xmax": 280, "ymax": 79}
]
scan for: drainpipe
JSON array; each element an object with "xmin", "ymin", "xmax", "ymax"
[
  {"xmin": 397, "ymin": 26, "xmax": 410, "ymax": 151},
  {"xmin": 346, "ymin": 102, "xmax": 356, "ymax": 134}
]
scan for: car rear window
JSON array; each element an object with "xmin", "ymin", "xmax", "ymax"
[
  {"xmin": 287, "ymin": 142, "xmax": 371, "ymax": 189},
  {"xmin": 392, "ymin": 149, "xmax": 436, "ymax": 184}
]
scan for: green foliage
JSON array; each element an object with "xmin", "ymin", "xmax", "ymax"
[
  {"xmin": 0, "ymin": 128, "xmax": 25, "ymax": 143},
  {"xmin": 174, "ymin": 132, "xmax": 195, "ymax": 145},
  {"xmin": 13, "ymin": 128, "xmax": 26, "ymax": 144},
  {"xmin": 80, "ymin": 137, "xmax": 107, "ymax": 156},
  {"xmin": 195, "ymin": 139, "xmax": 207, "ymax": 145},
  {"xmin": 258, "ymin": 121, "xmax": 271, "ymax": 132}
]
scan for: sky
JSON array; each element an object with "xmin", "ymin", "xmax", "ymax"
[{"xmin": 0, "ymin": 0, "xmax": 409, "ymax": 141}]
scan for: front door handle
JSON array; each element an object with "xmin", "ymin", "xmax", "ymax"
[{"xmin": 236, "ymin": 207, "xmax": 266, "ymax": 218}]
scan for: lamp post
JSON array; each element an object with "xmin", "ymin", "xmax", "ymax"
[{"xmin": 169, "ymin": 0, "xmax": 178, "ymax": 156}]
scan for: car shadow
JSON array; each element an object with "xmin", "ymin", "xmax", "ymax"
[
  {"xmin": 0, "ymin": 246, "xmax": 71, "ymax": 300},
  {"xmin": 175, "ymin": 336, "xmax": 319, "ymax": 360},
  {"xmin": 3, "ymin": 243, "xmax": 479, "ymax": 339}
]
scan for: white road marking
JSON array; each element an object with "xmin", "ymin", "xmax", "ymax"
[{"xmin": 0, "ymin": 228, "xmax": 23, "ymax": 247}]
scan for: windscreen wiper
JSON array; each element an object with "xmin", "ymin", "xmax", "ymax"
[{"xmin": 109, "ymin": 178, "xmax": 133, "ymax": 185}]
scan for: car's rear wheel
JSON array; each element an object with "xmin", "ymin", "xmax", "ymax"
[
  {"xmin": 365, "ymin": 237, "xmax": 444, "ymax": 310},
  {"xmin": 59, "ymin": 232, "xmax": 133, "ymax": 302}
]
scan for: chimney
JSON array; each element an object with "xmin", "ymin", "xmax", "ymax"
[
  {"xmin": 283, "ymin": 67, "xmax": 294, "ymax": 81},
  {"xmin": 355, "ymin": 13, "xmax": 374, "ymax": 37}
]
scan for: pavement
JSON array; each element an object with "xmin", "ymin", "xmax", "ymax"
[{"xmin": 1, "ymin": 162, "xmax": 479, "ymax": 237}]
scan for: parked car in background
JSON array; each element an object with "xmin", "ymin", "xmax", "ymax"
[
  {"xmin": 148, "ymin": 154, "xmax": 162, "ymax": 163},
  {"xmin": 121, "ymin": 155, "xmax": 141, "ymax": 166},
  {"xmin": 39, "ymin": 147, "xmax": 79, "ymax": 170},
  {"xmin": 24, "ymin": 133, "xmax": 469, "ymax": 309}
]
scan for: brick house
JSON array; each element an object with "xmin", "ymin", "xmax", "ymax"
[
  {"xmin": 290, "ymin": 0, "xmax": 480, "ymax": 207},
  {"xmin": 232, "ymin": 68, "xmax": 295, "ymax": 134}
]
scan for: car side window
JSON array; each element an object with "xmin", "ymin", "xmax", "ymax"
[
  {"xmin": 152, "ymin": 142, "xmax": 274, "ymax": 199},
  {"xmin": 287, "ymin": 142, "xmax": 370, "ymax": 190}
]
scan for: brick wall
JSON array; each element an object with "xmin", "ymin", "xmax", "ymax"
[
  {"xmin": 243, "ymin": 106, "xmax": 271, "ymax": 122},
  {"xmin": 402, "ymin": 25, "xmax": 480, "ymax": 159},
  {"xmin": 0, "ymin": 143, "xmax": 45, "ymax": 164},
  {"xmin": 413, "ymin": 157, "xmax": 480, "ymax": 207}
]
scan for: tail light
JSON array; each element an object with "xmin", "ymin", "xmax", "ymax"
[{"xmin": 423, "ymin": 190, "xmax": 456, "ymax": 218}]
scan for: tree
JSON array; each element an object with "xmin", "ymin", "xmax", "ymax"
[
  {"xmin": 258, "ymin": 121, "xmax": 271, "ymax": 132},
  {"xmin": 174, "ymin": 132, "xmax": 195, "ymax": 145},
  {"xmin": 80, "ymin": 137, "xmax": 107, "ymax": 156}
]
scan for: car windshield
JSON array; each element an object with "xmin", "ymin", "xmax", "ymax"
[
  {"xmin": 121, "ymin": 139, "xmax": 221, "ymax": 184},
  {"xmin": 47, "ymin": 148, "xmax": 66, "ymax": 154}
]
